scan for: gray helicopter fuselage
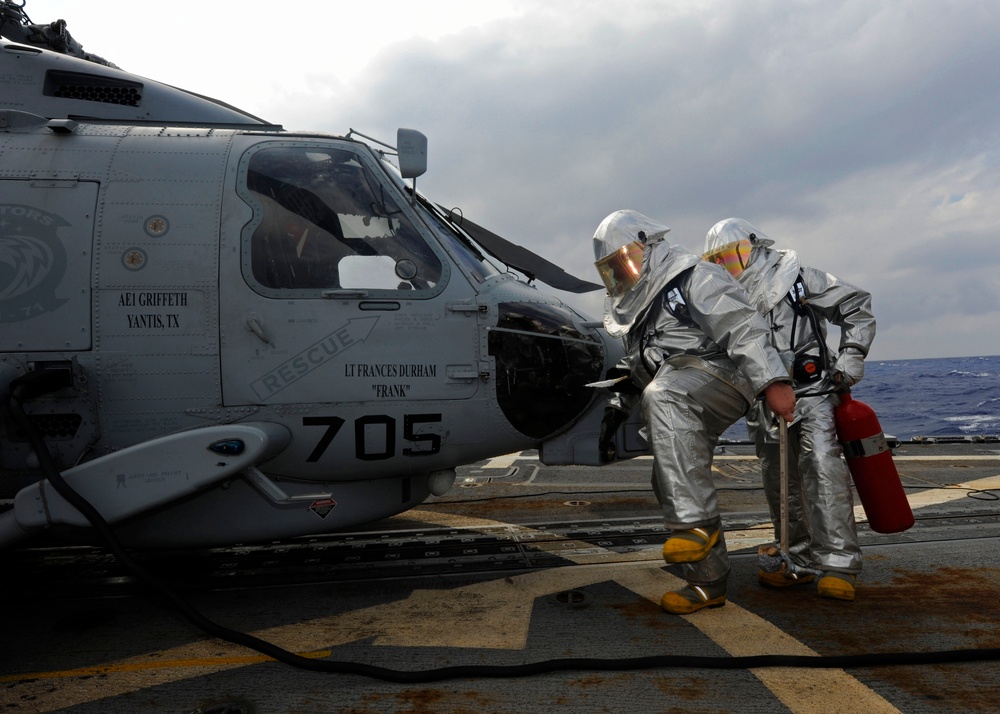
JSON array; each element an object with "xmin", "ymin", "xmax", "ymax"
[{"xmin": 0, "ymin": 38, "xmax": 621, "ymax": 547}]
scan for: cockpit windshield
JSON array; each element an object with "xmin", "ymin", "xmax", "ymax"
[
  {"xmin": 242, "ymin": 145, "xmax": 442, "ymax": 293},
  {"xmin": 412, "ymin": 200, "xmax": 502, "ymax": 286}
]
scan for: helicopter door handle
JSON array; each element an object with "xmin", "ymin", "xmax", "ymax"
[
  {"xmin": 245, "ymin": 314, "xmax": 270, "ymax": 344},
  {"xmin": 447, "ymin": 365, "xmax": 490, "ymax": 382},
  {"xmin": 447, "ymin": 302, "xmax": 486, "ymax": 314}
]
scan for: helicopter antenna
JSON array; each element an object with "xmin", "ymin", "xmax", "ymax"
[{"xmin": 0, "ymin": 0, "xmax": 118, "ymax": 66}]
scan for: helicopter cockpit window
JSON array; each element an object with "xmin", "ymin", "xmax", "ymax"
[
  {"xmin": 245, "ymin": 146, "xmax": 442, "ymax": 292},
  {"xmin": 417, "ymin": 206, "xmax": 502, "ymax": 286}
]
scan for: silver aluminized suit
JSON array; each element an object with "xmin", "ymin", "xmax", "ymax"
[
  {"xmin": 595, "ymin": 210, "xmax": 791, "ymax": 588},
  {"xmin": 704, "ymin": 218, "xmax": 877, "ymax": 575}
]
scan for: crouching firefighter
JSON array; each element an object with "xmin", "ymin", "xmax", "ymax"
[
  {"xmin": 703, "ymin": 217, "xmax": 877, "ymax": 601},
  {"xmin": 593, "ymin": 210, "xmax": 795, "ymax": 614}
]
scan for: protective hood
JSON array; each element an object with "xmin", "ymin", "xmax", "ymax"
[
  {"xmin": 593, "ymin": 210, "xmax": 671, "ymax": 262},
  {"xmin": 704, "ymin": 218, "xmax": 798, "ymax": 314},
  {"xmin": 704, "ymin": 217, "xmax": 775, "ymax": 252},
  {"xmin": 594, "ymin": 210, "xmax": 700, "ymax": 337},
  {"xmin": 740, "ymin": 247, "xmax": 801, "ymax": 314}
]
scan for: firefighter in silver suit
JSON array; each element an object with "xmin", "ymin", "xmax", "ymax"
[
  {"xmin": 703, "ymin": 217, "xmax": 877, "ymax": 601},
  {"xmin": 594, "ymin": 210, "xmax": 795, "ymax": 614}
]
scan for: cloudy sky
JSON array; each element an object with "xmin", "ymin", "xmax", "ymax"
[{"xmin": 31, "ymin": 0, "xmax": 1000, "ymax": 360}]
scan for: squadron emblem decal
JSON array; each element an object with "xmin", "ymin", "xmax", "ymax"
[
  {"xmin": 0, "ymin": 204, "xmax": 69, "ymax": 323},
  {"xmin": 309, "ymin": 498, "xmax": 338, "ymax": 519}
]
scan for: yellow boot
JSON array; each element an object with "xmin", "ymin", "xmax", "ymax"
[
  {"xmin": 817, "ymin": 572, "xmax": 857, "ymax": 601},
  {"xmin": 661, "ymin": 582, "xmax": 727, "ymax": 615},
  {"xmin": 662, "ymin": 526, "xmax": 720, "ymax": 563}
]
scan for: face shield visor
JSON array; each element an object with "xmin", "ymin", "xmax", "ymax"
[
  {"xmin": 595, "ymin": 240, "xmax": 644, "ymax": 297},
  {"xmin": 702, "ymin": 239, "xmax": 753, "ymax": 278}
]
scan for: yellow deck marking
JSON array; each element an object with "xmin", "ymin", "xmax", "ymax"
[
  {"xmin": 612, "ymin": 566, "xmax": 902, "ymax": 714},
  {"xmin": 2, "ymin": 650, "xmax": 331, "ymax": 681},
  {"xmin": 854, "ymin": 474, "xmax": 1000, "ymax": 523},
  {"xmin": 902, "ymin": 474, "xmax": 1000, "ymax": 506},
  {"xmin": 900, "ymin": 455, "xmax": 1000, "ymax": 461}
]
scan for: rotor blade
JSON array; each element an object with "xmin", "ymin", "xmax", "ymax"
[{"xmin": 440, "ymin": 208, "xmax": 603, "ymax": 294}]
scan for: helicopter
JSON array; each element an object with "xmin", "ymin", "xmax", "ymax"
[{"xmin": 0, "ymin": 2, "xmax": 647, "ymax": 549}]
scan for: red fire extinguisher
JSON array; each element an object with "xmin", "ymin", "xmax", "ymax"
[{"xmin": 835, "ymin": 391, "xmax": 914, "ymax": 533}]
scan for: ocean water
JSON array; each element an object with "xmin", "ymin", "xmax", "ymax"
[{"xmin": 722, "ymin": 354, "xmax": 1000, "ymax": 443}]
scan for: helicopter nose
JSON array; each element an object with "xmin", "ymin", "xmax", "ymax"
[{"xmin": 488, "ymin": 301, "xmax": 606, "ymax": 439}]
